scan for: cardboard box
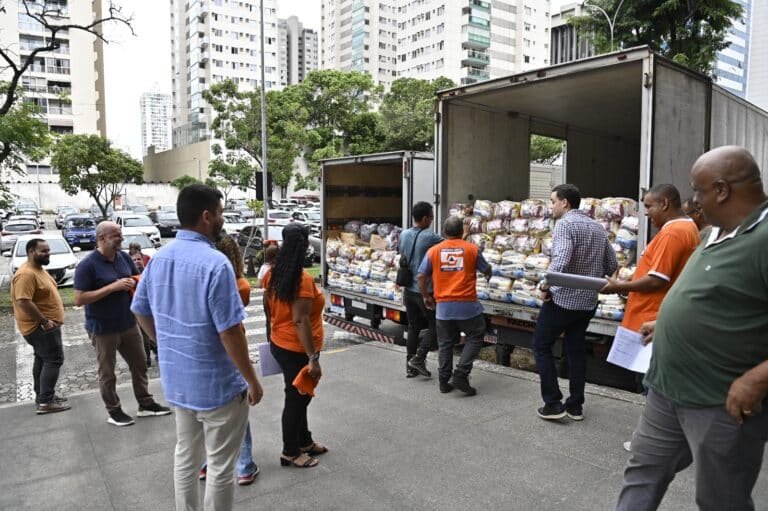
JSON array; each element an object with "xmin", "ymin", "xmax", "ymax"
[{"xmin": 341, "ymin": 232, "xmax": 357, "ymax": 245}]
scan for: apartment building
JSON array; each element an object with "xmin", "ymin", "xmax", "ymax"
[
  {"xmin": 713, "ymin": 0, "xmax": 752, "ymax": 98},
  {"xmin": 139, "ymin": 90, "xmax": 172, "ymax": 155},
  {"xmin": 0, "ymin": 0, "xmax": 105, "ymax": 182},
  {"xmin": 170, "ymin": 0, "xmax": 279, "ymax": 148},
  {"xmin": 322, "ymin": 0, "xmax": 550, "ymax": 88},
  {"xmin": 278, "ymin": 16, "xmax": 319, "ymax": 87},
  {"xmin": 746, "ymin": 0, "xmax": 766, "ymax": 110},
  {"xmin": 550, "ymin": 2, "xmax": 593, "ymax": 65}
]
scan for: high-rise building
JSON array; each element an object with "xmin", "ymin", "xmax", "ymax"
[
  {"xmin": 278, "ymin": 16, "xmax": 319, "ymax": 87},
  {"xmin": 0, "ymin": 0, "xmax": 105, "ymax": 181},
  {"xmin": 322, "ymin": 0, "xmax": 551, "ymax": 88},
  {"xmin": 139, "ymin": 90, "xmax": 172, "ymax": 156},
  {"xmin": 322, "ymin": 0, "xmax": 398, "ymax": 88},
  {"xmin": 746, "ymin": 0, "xmax": 767, "ymax": 111},
  {"xmin": 714, "ymin": 0, "xmax": 751, "ymax": 97},
  {"xmin": 170, "ymin": 0, "xmax": 279, "ymax": 148},
  {"xmin": 550, "ymin": 3, "xmax": 593, "ymax": 65}
]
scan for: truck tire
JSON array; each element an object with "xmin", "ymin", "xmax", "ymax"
[{"xmin": 495, "ymin": 344, "xmax": 513, "ymax": 366}]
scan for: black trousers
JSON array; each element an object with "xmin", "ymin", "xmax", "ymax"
[
  {"xmin": 270, "ymin": 341, "xmax": 314, "ymax": 457},
  {"xmin": 404, "ymin": 289, "xmax": 436, "ymax": 358}
]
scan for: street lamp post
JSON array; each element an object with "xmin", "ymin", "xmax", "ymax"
[
  {"xmin": 582, "ymin": 0, "xmax": 626, "ymax": 52},
  {"xmin": 259, "ymin": 0, "xmax": 269, "ymax": 241}
]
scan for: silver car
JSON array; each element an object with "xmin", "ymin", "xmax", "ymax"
[{"xmin": 1, "ymin": 221, "xmax": 42, "ymax": 252}]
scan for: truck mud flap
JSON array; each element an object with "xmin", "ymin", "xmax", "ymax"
[{"xmin": 324, "ymin": 314, "xmax": 399, "ymax": 344}]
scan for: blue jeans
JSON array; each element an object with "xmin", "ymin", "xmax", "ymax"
[
  {"xmin": 202, "ymin": 421, "xmax": 257, "ymax": 477},
  {"xmin": 532, "ymin": 300, "xmax": 595, "ymax": 409},
  {"xmin": 23, "ymin": 325, "xmax": 64, "ymax": 404}
]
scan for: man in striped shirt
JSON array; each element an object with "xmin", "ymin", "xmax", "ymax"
[{"xmin": 534, "ymin": 184, "xmax": 618, "ymax": 421}]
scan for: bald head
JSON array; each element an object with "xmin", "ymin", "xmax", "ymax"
[
  {"xmin": 96, "ymin": 221, "xmax": 119, "ymax": 238},
  {"xmin": 443, "ymin": 216, "xmax": 464, "ymax": 238},
  {"xmin": 690, "ymin": 146, "xmax": 766, "ymax": 230},
  {"xmin": 96, "ymin": 221, "xmax": 123, "ymax": 256}
]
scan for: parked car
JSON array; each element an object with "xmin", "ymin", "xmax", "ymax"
[
  {"xmin": 120, "ymin": 228, "xmax": 157, "ymax": 257},
  {"xmin": 236, "ymin": 224, "xmax": 314, "ymax": 267},
  {"xmin": 6, "ymin": 234, "xmax": 80, "ymax": 287},
  {"xmin": 7, "ymin": 214, "xmax": 41, "ymax": 228},
  {"xmin": 114, "ymin": 214, "xmax": 161, "ymax": 247},
  {"xmin": 158, "ymin": 204, "xmax": 177, "ymax": 212},
  {"xmin": 124, "ymin": 203, "xmax": 150, "ymax": 214},
  {"xmin": 276, "ymin": 199, "xmax": 299, "ymax": 210},
  {"xmin": 14, "ymin": 207, "xmax": 44, "ymax": 228},
  {"xmin": 149, "ymin": 210, "xmax": 181, "ymax": 237},
  {"xmin": 55, "ymin": 206, "xmax": 79, "ymax": 229},
  {"xmin": 1, "ymin": 221, "xmax": 42, "ymax": 252},
  {"xmin": 291, "ymin": 210, "xmax": 320, "ymax": 226},
  {"xmin": 262, "ymin": 210, "xmax": 294, "ymax": 226},
  {"xmin": 89, "ymin": 204, "xmax": 114, "ymax": 220},
  {"xmin": 62, "ymin": 215, "xmax": 97, "ymax": 249},
  {"xmin": 221, "ymin": 212, "xmax": 249, "ymax": 236}
]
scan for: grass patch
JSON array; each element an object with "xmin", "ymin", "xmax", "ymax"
[{"xmin": 0, "ymin": 286, "xmax": 76, "ymax": 311}]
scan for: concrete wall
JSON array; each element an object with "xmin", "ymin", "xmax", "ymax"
[{"xmin": 143, "ymin": 140, "xmax": 211, "ymax": 183}]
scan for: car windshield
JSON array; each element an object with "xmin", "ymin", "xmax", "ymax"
[
  {"xmin": 4, "ymin": 223, "xmax": 36, "ymax": 232},
  {"xmin": 67, "ymin": 218, "xmax": 95, "ymax": 229},
  {"xmin": 124, "ymin": 217, "xmax": 152, "ymax": 227},
  {"xmin": 121, "ymin": 234, "xmax": 152, "ymax": 249},
  {"xmin": 15, "ymin": 238, "xmax": 70, "ymax": 256},
  {"xmin": 58, "ymin": 207, "xmax": 77, "ymax": 215},
  {"xmin": 157, "ymin": 213, "xmax": 177, "ymax": 221}
]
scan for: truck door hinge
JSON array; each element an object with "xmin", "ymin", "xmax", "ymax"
[{"xmin": 643, "ymin": 72, "xmax": 653, "ymax": 89}]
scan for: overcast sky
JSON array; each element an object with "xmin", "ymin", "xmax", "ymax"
[
  {"xmin": 103, "ymin": 1, "xmax": 321, "ymax": 159},
  {"xmin": 103, "ymin": 0, "xmax": 565, "ymax": 158}
]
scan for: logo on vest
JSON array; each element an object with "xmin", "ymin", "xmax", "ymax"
[{"xmin": 440, "ymin": 248, "xmax": 464, "ymax": 272}]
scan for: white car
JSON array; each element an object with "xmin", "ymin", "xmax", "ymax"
[
  {"xmin": 6, "ymin": 234, "xmax": 80, "ymax": 287},
  {"xmin": 222, "ymin": 212, "xmax": 250, "ymax": 235},
  {"xmin": 120, "ymin": 228, "xmax": 157, "ymax": 257},
  {"xmin": 114, "ymin": 214, "xmax": 161, "ymax": 247}
]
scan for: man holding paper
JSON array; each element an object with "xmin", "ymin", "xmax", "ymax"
[
  {"xmin": 616, "ymin": 146, "xmax": 768, "ymax": 510},
  {"xmin": 534, "ymin": 184, "xmax": 617, "ymax": 421}
]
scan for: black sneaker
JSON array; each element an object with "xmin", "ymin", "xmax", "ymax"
[
  {"xmin": 35, "ymin": 394, "xmax": 68, "ymax": 405},
  {"xmin": 566, "ymin": 407, "xmax": 584, "ymax": 421},
  {"xmin": 36, "ymin": 401, "xmax": 71, "ymax": 415},
  {"xmin": 439, "ymin": 381, "xmax": 454, "ymax": 393},
  {"xmin": 537, "ymin": 403, "xmax": 566, "ymax": 420},
  {"xmin": 108, "ymin": 408, "xmax": 135, "ymax": 427},
  {"xmin": 407, "ymin": 355, "xmax": 431, "ymax": 377},
  {"xmin": 450, "ymin": 375, "xmax": 477, "ymax": 396},
  {"xmin": 406, "ymin": 368, "xmax": 418, "ymax": 378},
  {"xmin": 137, "ymin": 402, "xmax": 172, "ymax": 417}
]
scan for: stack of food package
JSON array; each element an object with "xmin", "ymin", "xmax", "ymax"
[
  {"xmin": 325, "ymin": 222, "xmax": 404, "ymax": 303},
  {"xmin": 454, "ymin": 197, "xmax": 639, "ymax": 321}
]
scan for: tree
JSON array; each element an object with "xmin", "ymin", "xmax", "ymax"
[
  {"xmin": 52, "ymin": 134, "xmax": 143, "ymax": 217},
  {"xmin": 379, "ymin": 76, "xmax": 455, "ymax": 151},
  {"xmin": 203, "ymin": 80, "xmax": 308, "ymax": 197},
  {"xmin": 570, "ymin": 0, "xmax": 743, "ymax": 74},
  {"xmin": 296, "ymin": 70, "xmax": 384, "ymax": 190},
  {"xmin": 530, "ymin": 135, "xmax": 564, "ymax": 165},
  {"xmin": 171, "ymin": 174, "xmax": 202, "ymax": 190},
  {"xmin": 0, "ymin": 96, "xmax": 51, "ymax": 207}
]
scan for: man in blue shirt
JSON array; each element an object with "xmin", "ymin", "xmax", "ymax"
[
  {"xmin": 399, "ymin": 201, "xmax": 442, "ymax": 379},
  {"xmin": 132, "ymin": 185, "xmax": 263, "ymax": 511},
  {"xmin": 535, "ymin": 184, "xmax": 617, "ymax": 421},
  {"xmin": 74, "ymin": 221, "xmax": 170, "ymax": 427}
]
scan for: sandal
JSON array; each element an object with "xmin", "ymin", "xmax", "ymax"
[
  {"xmin": 280, "ymin": 453, "xmax": 319, "ymax": 468},
  {"xmin": 301, "ymin": 442, "xmax": 329, "ymax": 456}
]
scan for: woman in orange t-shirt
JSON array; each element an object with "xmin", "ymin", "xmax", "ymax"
[{"xmin": 264, "ymin": 223, "xmax": 327, "ymax": 468}]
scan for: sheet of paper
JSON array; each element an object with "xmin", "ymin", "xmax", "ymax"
[
  {"xmin": 607, "ymin": 326, "xmax": 653, "ymax": 373},
  {"xmin": 544, "ymin": 271, "xmax": 608, "ymax": 290},
  {"xmin": 258, "ymin": 342, "xmax": 282, "ymax": 377}
]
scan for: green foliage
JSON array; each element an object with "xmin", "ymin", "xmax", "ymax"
[
  {"xmin": 530, "ymin": 135, "xmax": 564, "ymax": 164},
  {"xmin": 380, "ymin": 76, "xmax": 455, "ymax": 151},
  {"xmin": 0, "ymin": 93, "xmax": 51, "ymax": 207},
  {"xmin": 570, "ymin": 0, "xmax": 743, "ymax": 74},
  {"xmin": 171, "ymin": 174, "xmax": 202, "ymax": 190},
  {"xmin": 52, "ymin": 134, "xmax": 143, "ymax": 218}
]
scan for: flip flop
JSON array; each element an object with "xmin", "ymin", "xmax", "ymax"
[
  {"xmin": 280, "ymin": 453, "xmax": 319, "ymax": 468},
  {"xmin": 301, "ymin": 442, "xmax": 329, "ymax": 456}
]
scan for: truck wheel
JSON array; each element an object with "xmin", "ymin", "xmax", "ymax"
[
  {"xmin": 495, "ymin": 344, "xmax": 513, "ymax": 366},
  {"xmin": 344, "ymin": 312, "xmax": 355, "ymax": 322}
]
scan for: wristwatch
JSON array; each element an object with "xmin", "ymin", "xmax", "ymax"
[{"xmin": 309, "ymin": 352, "xmax": 320, "ymax": 362}]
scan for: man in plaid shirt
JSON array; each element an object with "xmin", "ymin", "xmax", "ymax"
[{"xmin": 534, "ymin": 184, "xmax": 617, "ymax": 421}]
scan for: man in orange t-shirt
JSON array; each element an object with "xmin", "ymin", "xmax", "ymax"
[
  {"xmin": 417, "ymin": 216, "xmax": 492, "ymax": 396},
  {"xmin": 602, "ymin": 184, "xmax": 700, "ymax": 332}
]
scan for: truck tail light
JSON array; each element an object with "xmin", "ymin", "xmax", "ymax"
[
  {"xmin": 330, "ymin": 294, "xmax": 344, "ymax": 307},
  {"xmin": 384, "ymin": 308, "xmax": 400, "ymax": 322}
]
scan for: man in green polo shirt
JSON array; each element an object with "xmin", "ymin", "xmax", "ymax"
[{"xmin": 616, "ymin": 146, "xmax": 768, "ymax": 510}]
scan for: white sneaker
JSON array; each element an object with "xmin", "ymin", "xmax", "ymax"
[{"xmin": 623, "ymin": 441, "xmax": 632, "ymax": 452}]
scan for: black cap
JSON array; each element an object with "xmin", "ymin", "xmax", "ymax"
[{"xmin": 282, "ymin": 222, "xmax": 310, "ymax": 241}]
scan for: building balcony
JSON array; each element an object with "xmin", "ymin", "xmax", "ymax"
[
  {"xmin": 46, "ymin": 66, "xmax": 70, "ymax": 75},
  {"xmin": 461, "ymin": 49, "xmax": 489, "ymax": 67},
  {"xmin": 462, "ymin": 32, "xmax": 491, "ymax": 50},
  {"xmin": 464, "ymin": 66, "xmax": 489, "ymax": 81},
  {"xmin": 469, "ymin": 0, "xmax": 491, "ymax": 13}
]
